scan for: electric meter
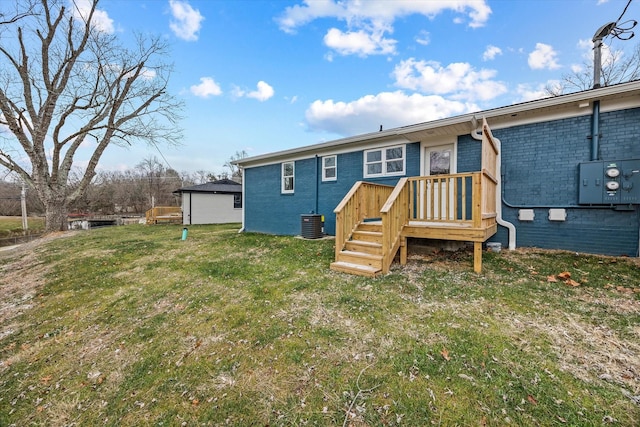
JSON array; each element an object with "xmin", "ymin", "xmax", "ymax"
[
  {"xmin": 606, "ymin": 168, "xmax": 620, "ymax": 178},
  {"xmin": 606, "ymin": 181, "xmax": 620, "ymax": 191}
]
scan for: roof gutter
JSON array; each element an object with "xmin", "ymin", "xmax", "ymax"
[{"xmin": 234, "ymin": 81, "xmax": 640, "ymax": 168}]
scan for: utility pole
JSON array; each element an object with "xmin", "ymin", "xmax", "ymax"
[{"xmin": 21, "ymin": 181, "xmax": 28, "ymax": 231}]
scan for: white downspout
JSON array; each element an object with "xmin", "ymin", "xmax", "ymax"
[
  {"xmin": 238, "ymin": 166, "xmax": 245, "ymax": 233},
  {"xmin": 471, "ymin": 118, "xmax": 516, "ymax": 250}
]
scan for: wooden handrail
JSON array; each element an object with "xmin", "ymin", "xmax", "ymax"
[
  {"xmin": 380, "ymin": 177, "xmax": 409, "ymax": 273},
  {"xmin": 406, "ymin": 173, "xmax": 478, "ymax": 223},
  {"xmin": 334, "ymin": 181, "xmax": 365, "ymax": 214},
  {"xmin": 333, "ymin": 181, "xmax": 394, "ymax": 259},
  {"xmin": 334, "ymin": 117, "xmax": 500, "ymax": 275}
]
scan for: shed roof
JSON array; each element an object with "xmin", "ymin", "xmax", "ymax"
[
  {"xmin": 174, "ymin": 179, "xmax": 241, "ymax": 194},
  {"xmin": 234, "ymin": 80, "xmax": 640, "ymax": 168}
]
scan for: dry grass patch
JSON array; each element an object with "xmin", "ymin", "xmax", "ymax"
[{"xmin": 1, "ymin": 225, "xmax": 639, "ymax": 426}]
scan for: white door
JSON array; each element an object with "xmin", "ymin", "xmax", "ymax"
[{"xmin": 423, "ymin": 144, "xmax": 455, "ymax": 220}]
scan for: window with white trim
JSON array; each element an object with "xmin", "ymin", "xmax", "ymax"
[
  {"xmin": 322, "ymin": 155, "xmax": 337, "ymax": 181},
  {"xmin": 281, "ymin": 161, "xmax": 294, "ymax": 193},
  {"xmin": 363, "ymin": 145, "xmax": 406, "ymax": 178}
]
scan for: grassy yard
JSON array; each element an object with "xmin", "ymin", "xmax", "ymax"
[
  {"xmin": 0, "ymin": 224, "xmax": 638, "ymax": 426},
  {"xmin": 0, "ymin": 216, "xmax": 44, "ymax": 237}
]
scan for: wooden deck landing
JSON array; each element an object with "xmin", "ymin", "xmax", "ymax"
[
  {"xmin": 332, "ymin": 118, "xmax": 499, "ymax": 277},
  {"xmin": 145, "ymin": 206, "xmax": 182, "ymax": 225}
]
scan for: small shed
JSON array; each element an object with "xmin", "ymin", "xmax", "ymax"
[{"xmin": 174, "ymin": 179, "xmax": 242, "ymax": 225}]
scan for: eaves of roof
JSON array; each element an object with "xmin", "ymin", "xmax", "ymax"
[
  {"xmin": 234, "ymin": 80, "xmax": 640, "ymax": 168},
  {"xmin": 174, "ymin": 182, "xmax": 242, "ymax": 194}
]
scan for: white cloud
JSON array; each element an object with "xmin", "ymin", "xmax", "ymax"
[
  {"xmin": 515, "ymin": 82, "xmax": 555, "ymax": 102},
  {"xmin": 528, "ymin": 43, "xmax": 560, "ymax": 70},
  {"xmin": 277, "ymin": 0, "xmax": 491, "ymax": 57},
  {"xmin": 233, "ymin": 81, "xmax": 275, "ymax": 102},
  {"xmin": 277, "ymin": 0, "xmax": 343, "ymax": 34},
  {"xmin": 70, "ymin": 0, "xmax": 114, "ymax": 34},
  {"xmin": 305, "ymin": 91, "xmax": 479, "ymax": 135},
  {"xmin": 392, "ymin": 58, "xmax": 507, "ymax": 101},
  {"xmin": 415, "ymin": 30, "xmax": 430, "ymax": 46},
  {"xmin": 482, "ymin": 45, "xmax": 502, "ymax": 61},
  {"xmin": 123, "ymin": 67, "xmax": 156, "ymax": 81},
  {"xmin": 190, "ymin": 77, "xmax": 222, "ymax": 98},
  {"xmin": 278, "ymin": 0, "xmax": 491, "ymax": 32},
  {"xmin": 169, "ymin": 0, "xmax": 204, "ymax": 41},
  {"xmin": 323, "ymin": 27, "xmax": 396, "ymax": 57},
  {"xmin": 570, "ymin": 64, "xmax": 583, "ymax": 73},
  {"xmin": 247, "ymin": 81, "xmax": 275, "ymax": 101}
]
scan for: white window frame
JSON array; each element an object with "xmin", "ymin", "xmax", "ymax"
[
  {"xmin": 322, "ymin": 155, "xmax": 337, "ymax": 182},
  {"xmin": 363, "ymin": 145, "xmax": 406, "ymax": 178},
  {"xmin": 281, "ymin": 161, "xmax": 295, "ymax": 194}
]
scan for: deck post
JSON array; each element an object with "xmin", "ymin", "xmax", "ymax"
[
  {"xmin": 473, "ymin": 241, "xmax": 482, "ymax": 273},
  {"xmin": 335, "ymin": 211, "xmax": 344, "ymax": 259},
  {"xmin": 400, "ymin": 236, "xmax": 407, "ymax": 265}
]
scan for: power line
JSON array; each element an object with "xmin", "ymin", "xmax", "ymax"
[
  {"xmin": 610, "ymin": 0, "xmax": 636, "ymax": 41},
  {"xmin": 152, "ymin": 141, "xmax": 177, "ymax": 172},
  {"xmin": 616, "ymin": 0, "xmax": 634, "ymax": 24}
]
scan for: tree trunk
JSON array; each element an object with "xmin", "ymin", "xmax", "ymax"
[{"xmin": 44, "ymin": 203, "xmax": 69, "ymax": 232}]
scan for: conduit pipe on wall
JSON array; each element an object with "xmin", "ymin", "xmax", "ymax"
[
  {"xmin": 471, "ymin": 118, "xmax": 517, "ymax": 250},
  {"xmin": 591, "ymin": 100, "xmax": 600, "ymax": 161}
]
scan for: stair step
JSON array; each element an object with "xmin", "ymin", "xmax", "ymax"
[
  {"xmin": 345, "ymin": 240, "xmax": 382, "ymax": 255},
  {"xmin": 330, "ymin": 261, "xmax": 381, "ymax": 277},
  {"xmin": 352, "ymin": 230, "xmax": 382, "ymax": 243},
  {"xmin": 336, "ymin": 250, "xmax": 383, "ymax": 269},
  {"xmin": 358, "ymin": 222, "xmax": 382, "ymax": 232}
]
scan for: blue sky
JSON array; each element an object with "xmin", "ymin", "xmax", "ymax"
[{"xmin": 84, "ymin": 0, "xmax": 638, "ymax": 175}]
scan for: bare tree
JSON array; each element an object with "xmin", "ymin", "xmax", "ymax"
[
  {"xmin": 0, "ymin": 0, "xmax": 183, "ymax": 232},
  {"xmin": 136, "ymin": 156, "xmax": 181, "ymax": 209},
  {"xmin": 546, "ymin": 41, "xmax": 640, "ymax": 96},
  {"xmin": 0, "ymin": 0, "xmax": 36, "ymax": 25},
  {"xmin": 225, "ymin": 150, "xmax": 248, "ymax": 183},
  {"xmin": 192, "ymin": 170, "xmax": 210, "ymax": 185}
]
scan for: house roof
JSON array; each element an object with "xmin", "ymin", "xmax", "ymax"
[
  {"xmin": 174, "ymin": 178, "xmax": 242, "ymax": 194},
  {"xmin": 234, "ymin": 80, "xmax": 640, "ymax": 168}
]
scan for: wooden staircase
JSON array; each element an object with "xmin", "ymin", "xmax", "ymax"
[
  {"xmin": 330, "ymin": 221, "xmax": 384, "ymax": 277},
  {"xmin": 330, "ymin": 117, "xmax": 500, "ymax": 278}
]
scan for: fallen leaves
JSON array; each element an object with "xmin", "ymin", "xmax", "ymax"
[
  {"xmin": 440, "ymin": 347, "xmax": 450, "ymax": 361},
  {"xmin": 604, "ymin": 283, "xmax": 640, "ymax": 294},
  {"xmin": 549, "ymin": 270, "xmax": 639, "ymax": 293},
  {"xmin": 557, "ymin": 271, "xmax": 571, "ymax": 281},
  {"xmin": 548, "ymin": 271, "xmax": 581, "ymax": 287},
  {"xmin": 565, "ymin": 279, "xmax": 581, "ymax": 287}
]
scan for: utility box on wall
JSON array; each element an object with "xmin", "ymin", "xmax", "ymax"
[{"xmin": 578, "ymin": 159, "xmax": 640, "ymax": 205}]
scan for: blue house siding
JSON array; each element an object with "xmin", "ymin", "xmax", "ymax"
[
  {"xmin": 319, "ymin": 142, "xmax": 421, "ymax": 235},
  {"xmin": 244, "ymin": 159, "xmax": 318, "ymax": 235},
  {"xmin": 244, "ymin": 142, "xmax": 421, "ymax": 236},
  {"xmin": 458, "ymin": 107, "xmax": 640, "ymax": 256}
]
